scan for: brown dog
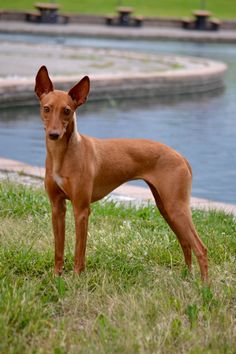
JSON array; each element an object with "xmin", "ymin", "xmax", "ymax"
[{"xmin": 35, "ymin": 66, "xmax": 208, "ymax": 282}]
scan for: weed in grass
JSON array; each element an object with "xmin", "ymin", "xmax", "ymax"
[{"xmin": 185, "ymin": 303, "xmax": 199, "ymax": 329}]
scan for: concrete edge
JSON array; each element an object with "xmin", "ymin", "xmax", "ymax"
[
  {"xmin": 1, "ymin": 20, "xmax": 236, "ymax": 43},
  {"xmin": 1, "ymin": 157, "xmax": 236, "ymax": 217},
  {"xmin": 0, "ymin": 57, "xmax": 227, "ymax": 107}
]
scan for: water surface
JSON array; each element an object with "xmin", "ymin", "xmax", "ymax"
[{"xmin": 0, "ymin": 35, "xmax": 235, "ymax": 203}]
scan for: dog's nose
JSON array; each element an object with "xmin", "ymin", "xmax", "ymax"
[{"xmin": 49, "ymin": 132, "xmax": 60, "ymax": 140}]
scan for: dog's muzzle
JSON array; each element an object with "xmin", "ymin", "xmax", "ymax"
[{"xmin": 49, "ymin": 133, "xmax": 60, "ymax": 140}]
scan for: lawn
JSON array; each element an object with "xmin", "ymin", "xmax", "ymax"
[
  {"xmin": 1, "ymin": 0, "xmax": 236, "ymax": 19},
  {"xmin": 0, "ymin": 181, "xmax": 235, "ymax": 353}
]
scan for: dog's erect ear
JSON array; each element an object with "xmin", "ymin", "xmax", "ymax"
[
  {"xmin": 35, "ymin": 66, "xmax": 54, "ymax": 99},
  {"xmin": 68, "ymin": 76, "xmax": 90, "ymax": 107}
]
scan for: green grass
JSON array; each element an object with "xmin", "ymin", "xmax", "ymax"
[
  {"xmin": 1, "ymin": 0, "xmax": 236, "ymax": 19},
  {"xmin": 0, "ymin": 181, "xmax": 236, "ymax": 353}
]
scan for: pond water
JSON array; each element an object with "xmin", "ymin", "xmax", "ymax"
[{"xmin": 0, "ymin": 35, "xmax": 236, "ymax": 204}]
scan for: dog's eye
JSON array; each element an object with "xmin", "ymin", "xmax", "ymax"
[
  {"xmin": 44, "ymin": 106, "xmax": 50, "ymax": 113},
  {"xmin": 64, "ymin": 108, "xmax": 71, "ymax": 115}
]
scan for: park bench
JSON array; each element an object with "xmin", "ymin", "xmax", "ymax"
[
  {"xmin": 182, "ymin": 9, "xmax": 221, "ymax": 31},
  {"xmin": 26, "ymin": 11, "xmax": 69, "ymax": 24},
  {"xmin": 105, "ymin": 7, "xmax": 143, "ymax": 27},
  {"xmin": 182, "ymin": 17, "xmax": 194, "ymax": 29},
  {"xmin": 105, "ymin": 14, "xmax": 116, "ymax": 25},
  {"xmin": 25, "ymin": 3, "xmax": 69, "ymax": 24},
  {"xmin": 210, "ymin": 18, "xmax": 221, "ymax": 31},
  {"xmin": 133, "ymin": 15, "xmax": 143, "ymax": 27},
  {"xmin": 58, "ymin": 14, "xmax": 70, "ymax": 24},
  {"xmin": 25, "ymin": 11, "xmax": 41, "ymax": 23}
]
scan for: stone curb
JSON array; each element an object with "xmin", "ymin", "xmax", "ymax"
[
  {"xmin": 1, "ymin": 21, "xmax": 236, "ymax": 43},
  {"xmin": 1, "ymin": 157, "xmax": 236, "ymax": 217},
  {"xmin": 0, "ymin": 58, "xmax": 227, "ymax": 107}
]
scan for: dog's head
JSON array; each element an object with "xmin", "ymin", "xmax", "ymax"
[{"xmin": 35, "ymin": 66, "xmax": 90, "ymax": 140}]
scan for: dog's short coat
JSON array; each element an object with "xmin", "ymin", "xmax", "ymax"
[{"xmin": 35, "ymin": 66, "xmax": 208, "ymax": 282}]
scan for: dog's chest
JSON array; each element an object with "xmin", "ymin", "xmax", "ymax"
[{"xmin": 54, "ymin": 173, "xmax": 67, "ymax": 194}]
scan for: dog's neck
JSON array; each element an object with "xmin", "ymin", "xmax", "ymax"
[
  {"xmin": 65, "ymin": 113, "xmax": 79, "ymax": 140},
  {"xmin": 46, "ymin": 114, "xmax": 80, "ymax": 174}
]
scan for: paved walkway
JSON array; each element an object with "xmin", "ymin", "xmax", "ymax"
[
  {"xmin": 0, "ymin": 41, "xmax": 221, "ymax": 80},
  {"xmin": 0, "ymin": 20, "xmax": 236, "ymax": 43},
  {"xmin": 0, "ymin": 34, "xmax": 226, "ymax": 106},
  {"xmin": 1, "ymin": 157, "xmax": 236, "ymax": 217}
]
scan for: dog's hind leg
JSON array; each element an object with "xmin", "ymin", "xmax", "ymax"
[
  {"xmin": 163, "ymin": 204, "xmax": 208, "ymax": 282},
  {"xmin": 147, "ymin": 181, "xmax": 192, "ymax": 272},
  {"xmin": 145, "ymin": 168, "xmax": 208, "ymax": 282}
]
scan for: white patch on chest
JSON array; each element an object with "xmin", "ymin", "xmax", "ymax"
[{"xmin": 54, "ymin": 173, "xmax": 66, "ymax": 194}]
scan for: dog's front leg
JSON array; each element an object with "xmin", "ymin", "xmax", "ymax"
[
  {"xmin": 51, "ymin": 197, "xmax": 66, "ymax": 275},
  {"xmin": 72, "ymin": 201, "xmax": 90, "ymax": 274}
]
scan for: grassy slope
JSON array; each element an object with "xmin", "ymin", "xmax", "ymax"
[
  {"xmin": 1, "ymin": 0, "xmax": 236, "ymax": 19},
  {"xmin": 0, "ymin": 181, "xmax": 235, "ymax": 353}
]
